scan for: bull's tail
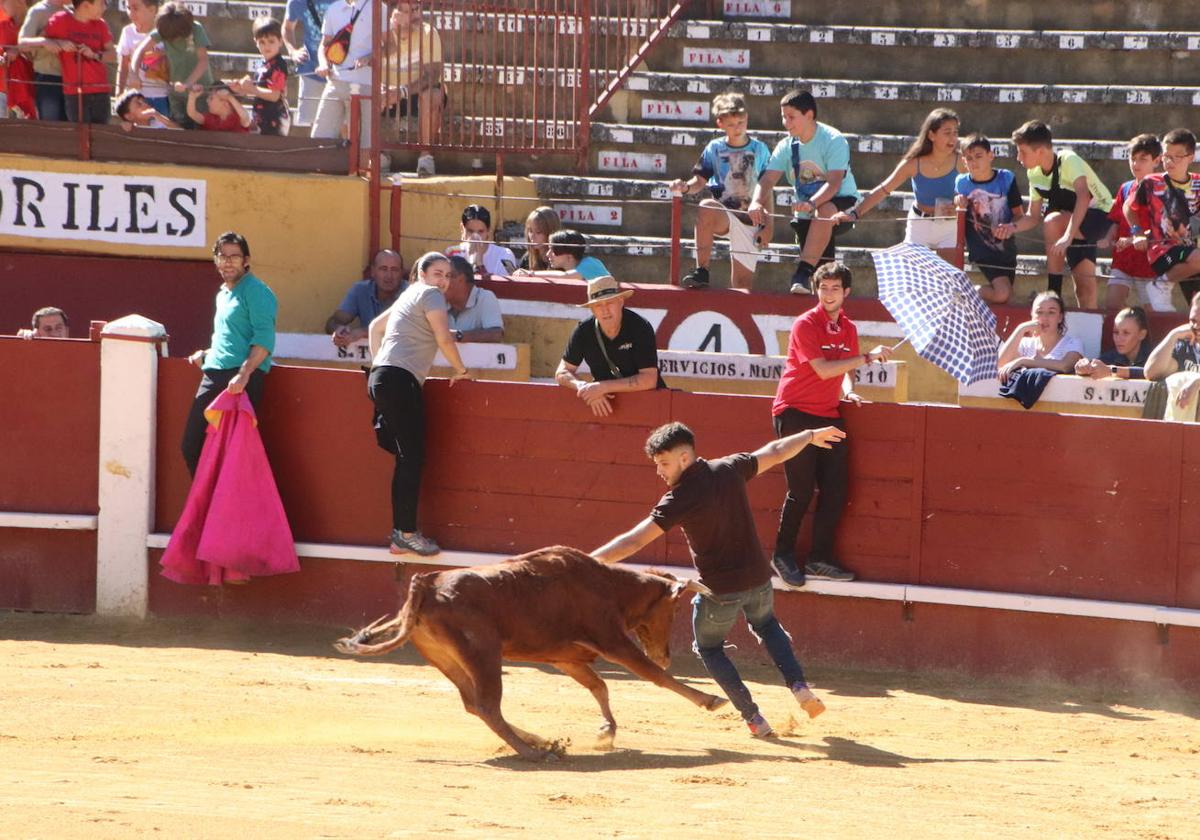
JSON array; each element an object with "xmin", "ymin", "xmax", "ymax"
[{"xmin": 334, "ymin": 573, "xmax": 435, "ymax": 656}]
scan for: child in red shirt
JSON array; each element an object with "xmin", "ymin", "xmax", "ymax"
[
  {"xmin": 43, "ymin": 0, "xmax": 114, "ymax": 123},
  {"xmin": 186, "ymin": 83, "xmax": 251, "ymax": 132}
]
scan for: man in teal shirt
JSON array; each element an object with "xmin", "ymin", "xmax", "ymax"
[{"xmin": 181, "ymin": 231, "xmax": 278, "ymax": 475}]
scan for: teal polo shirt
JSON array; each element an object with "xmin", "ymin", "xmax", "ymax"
[{"xmin": 204, "ymin": 272, "xmax": 278, "ymax": 372}]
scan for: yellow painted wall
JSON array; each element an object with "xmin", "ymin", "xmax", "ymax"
[
  {"xmin": 1, "ymin": 156, "xmax": 540, "ymax": 334},
  {"xmin": 381, "ymin": 174, "xmax": 541, "ymax": 272},
  {"xmin": 0, "ymin": 153, "xmax": 370, "ymax": 333}
]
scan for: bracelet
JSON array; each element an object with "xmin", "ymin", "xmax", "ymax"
[{"xmin": 848, "ymin": 207, "xmax": 860, "ymax": 220}]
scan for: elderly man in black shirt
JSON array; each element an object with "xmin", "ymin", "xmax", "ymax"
[
  {"xmin": 592, "ymin": 420, "xmax": 844, "ymax": 738},
  {"xmin": 555, "ymin": 276, "xmax": 666, "ymax": 417}
]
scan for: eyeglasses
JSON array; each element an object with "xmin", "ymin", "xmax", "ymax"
[
  {"xmin": 215, "ymin": 253, "xmax": 244, "ymax": 263},
  {"xmin": 1163, "ymin": 153, "xmax": 1192, "ymax": 163}
]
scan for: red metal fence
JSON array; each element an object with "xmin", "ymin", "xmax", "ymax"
[{"xmin": 374, "ymin": 0, "xmax": 695, "ymax": 159}]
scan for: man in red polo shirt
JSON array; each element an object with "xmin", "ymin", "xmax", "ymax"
[{"xmin": 771, "ymin": 262, "xmax": 892, "ymax": 585}]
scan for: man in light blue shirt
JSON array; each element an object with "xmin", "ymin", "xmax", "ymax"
[
  {"xmin": 283, "ymin": 0, "xmax": 335, "ymax": 126},
  {"xmin": 749, "ymin": 89, "xmax": 859, "ymax": 294},
  {"xmin": 326, "ymin": 249, "xmax": 406, "ymax": 348}
]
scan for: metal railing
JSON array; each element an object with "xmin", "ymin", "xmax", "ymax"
[{"xmin": 373, "ymin": 0, "xmax": 695, "ymax": 161}]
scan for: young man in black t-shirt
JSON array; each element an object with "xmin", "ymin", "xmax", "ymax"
[
  {"xmin": 555, "ymin": 276, "xmax": 666, "ymax": 417},
  {"xmin": 592, "ymin": 421, "xmax": 844, "ymax": 737},
  {"xmin": 1145, "ymin": 292, "xmax": 1200, "ymax": 407}
]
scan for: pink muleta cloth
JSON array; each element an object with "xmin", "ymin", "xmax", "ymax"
[{"xmin": 161, "ymin": 390, "xmax": 300, "ymax": 585}]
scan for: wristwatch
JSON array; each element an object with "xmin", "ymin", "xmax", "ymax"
[
  {"xmin": 454, "ymin": 329, "xmax": 463, "ymax": 341},
  {"xmin": 1109, "ymin": 365, "xmax": 1120, "ymax": 375}
]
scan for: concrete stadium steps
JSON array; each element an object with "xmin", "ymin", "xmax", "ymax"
[
  {"xmin": 654, "ymin": 21, "xmax": 1200, "ymax": 86},
  {"xmin": 588, "ymin": 123, "xmax": 1143, "ymax": 192},
  {"xmin": 719, "ymin": 0, "xmax": 1171, "ymax": 30},
  {"xmin": 611, "ymin": 72, "xmax": 1199, "ymax": 141},
  {"xmin": 562, "ymin": 235, "xmax": 1136, "ymax": 303},
  {"xmin": 531, "ymin": 173, "xmax": 942, "ymax": 248}
]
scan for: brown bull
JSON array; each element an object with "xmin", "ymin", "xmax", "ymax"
[{"xmin": 334, "ymin": 545, "xmax": 727, "ymax": 760}]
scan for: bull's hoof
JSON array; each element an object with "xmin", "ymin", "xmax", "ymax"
[
  {"xmin": 703, "ymin": 695, "xmax": 729, "ymax": 712},
  {"xmin": 595, "ymin": 725, "xmax": 616, "ymax": 751}
]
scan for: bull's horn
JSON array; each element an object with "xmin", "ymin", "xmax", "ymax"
[{"xmin": 682, "ymin": 579, "xmax": 714, "ymax": 598}]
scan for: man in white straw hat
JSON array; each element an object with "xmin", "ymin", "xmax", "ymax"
[{"xmin": 555, "ymin": 275, "xmax": 666, "ymax": 417}]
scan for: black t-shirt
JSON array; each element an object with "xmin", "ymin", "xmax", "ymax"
[
  {"xmin": 562, "ymin": 309, "xmax": 667, "ymax": 388},
  {"xmin": 650, "ymin": 454, "xmax": 772, "ymax": 595},
  {"xmin": 1170, "ymin": 339, "xmax": 1200, "ymax": 373}
]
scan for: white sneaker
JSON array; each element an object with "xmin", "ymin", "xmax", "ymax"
[{"xmin": 416, "ymin": 153, "xmax": 436, "ymax": 177}]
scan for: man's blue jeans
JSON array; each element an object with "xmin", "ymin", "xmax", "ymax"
[{"xmin": 692, "ymin": 580, "xmax": 806, "ymax": 722}]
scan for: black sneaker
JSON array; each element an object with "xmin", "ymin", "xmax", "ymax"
[
  {"xmin": 771, "ymin": 551, "xmax": 806, "ymax": 588},
  {"xmin": 804, "ymin": 560, "xmax": 854, "ymax": 582},
  {"xmin": 681, "ymin": 266, "xmax": 710, "ymax": 289},
  {"xmin": 789, "ymin": 264, "xmax": 813, "ymax": 294}
]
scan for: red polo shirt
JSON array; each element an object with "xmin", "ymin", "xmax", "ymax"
[{"xmin": 772, "ymin": 304, "xmax": 859, "ymax": 418}]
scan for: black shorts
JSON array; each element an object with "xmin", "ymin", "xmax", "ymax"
[
  {"xmin": 384, "ymin": 85, "xmax": 445, "ymax": 118},
  {"xmin": 1151, "ymin": 244, "xmax": 1198, "ymax": 276},
  {"xmin": 979, "ymin": 261, "xmax": 1017, "ymax": 283},
  {"xmin": 1076, "ymin": 207, "xmax": 1112, "ymax": 244},
  {"xmin": 789, "ymin": 195, "xmax": 857, "ymax": 260}
]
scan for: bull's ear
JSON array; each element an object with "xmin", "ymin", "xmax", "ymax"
[{"xmin": 671, "ymin": 579, "xmax": 714, "ymax": 599}]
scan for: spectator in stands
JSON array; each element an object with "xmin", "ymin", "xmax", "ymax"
[
  {"xmin": 182, "ymin": 232, "xmax": 277, "ymax": 477},
  {"xmin": 555, "ymin": 275, "xmax": 666, "ymax": 418},
  {"xmin": 2, "ymin": 0, "xmax": 37, "ymax": 119},
  {"xmin": 834, "ymin": 108, "xmax": 963, "ymax": 254},
  {"xmin": 115, "ymin": 88, "xmax": 178, "ymax": 129},
  {"xmin": 41, "ymin": 0, "xmax": 113, "ymax": 124},
  {"xmin": 1145, "ymin": 293, "xmax": 1200, "ymax": 385},
  {"xmin": 748, "ymin": 88, "xmax": 859, "ymax": 295},
  {"xmin": 444, "ymin": 255, "xmax": 503, "ymax": 342},
  {"xmin": 226, "ymin": 17, "xmax": 289, "ymax": 136},
  {"xmin": 591, "ymin": 420, "xmax": 836, "ymax": 738},
  {"xmin": 953, "ymin": 133, "xmax": 1024, "ymax": 304},
  {"xmin": 383, "ymin": 1, "xmax": 445, "ymax": 177},
  {"xmin": 671, "ymin": 92, "xmax": 772, "ymax": 290},
  {"xmin": 326, "ymin": 248, "xmax": 405, "ymax": 348},
  {"xmin": 367, "ymin": 251, "xmax": 472, "ymax": 557},
  {"xmin": 1075, "ymin": 306, "xmax": 1151, "ymax": 380},
  {"xmin": 18, "ymin": 0, "xmax": 69, "ymax": 120},
  {"xmin": 311, "ymin": 0, "xmax": 372, "ymax": 147},
  {"xmin": 997, "ymin": 291, "xmax": 1084, "ymax": 383},
  {"xmin": 771, "ymin": 262, "xmax": 891, "ymax": 586},
  {"xmin": 283, "ymin": 0, "xmax": 333, "ymax": 128},
  {"xmin": 513, "ymin": 229, "xmax": 610, "ymax": 281},
  {"xmin": 517, "ymin": 206, "xmax": 561, "ymax": 271},
  {"xmin": 133, "ymin": 2, "xmax": 212, "ymax": 127},
  {"xmin": 187, "ymin": 83, "xmax": 250, "ymax": 132},
  {"xmin": 1125, "ymin": 128, "xmax": 1200, "ymax": 307},
  {"xmin": 446, "ymin": 204, "xmax": 517, "ymax": 278},
  {"xmin": 1104, "ymin": 134, "xmax": 1170, "ymax": 312},
  {"xmin": 116, "ymin": 0, "xmax": 168, "ymax": 114},
  {"xmin": 16, "ymin": 306, "xmax": 69, "ymax": 338},
  {"xmin": 1009, "ymin": 120, "xmax": 1113, "ymax": 309}
]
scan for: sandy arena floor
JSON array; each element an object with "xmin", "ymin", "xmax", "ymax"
[{"xmin": 1, "ymin": 613, "xmax": 1197, "ymax": 840}]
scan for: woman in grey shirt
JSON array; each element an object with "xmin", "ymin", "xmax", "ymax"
[{"xmin": 367, "ymin": 252, "xmax": 471, "ymax": 555}]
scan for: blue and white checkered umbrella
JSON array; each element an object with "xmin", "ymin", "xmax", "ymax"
[{"xmin": 871, "ymin": 243, "xmax": 999, "ymax": 385}]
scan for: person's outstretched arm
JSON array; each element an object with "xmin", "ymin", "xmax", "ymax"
[
  {"xmin": 751, "ymin": 426, "xmax": 846, "ymax": 476},
  {"xmin": 591, "ymin": 517, "xmax": 665, "ymax": 564}
]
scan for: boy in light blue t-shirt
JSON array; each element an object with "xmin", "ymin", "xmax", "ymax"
[
  {"xmin": 748, "ymin": 89, "xmax": 859, "ymax": 294},
  {"xmin": 670, "ymin": 92, "xmax": 773, "ymax": 290}
]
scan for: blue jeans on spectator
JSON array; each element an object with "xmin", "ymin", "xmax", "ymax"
[
  {"xmin": 34, "ymin": 73, "xmax": 67, "ymax": 121},
  {"xmin": 692, "ymin": 580, "xmax": 806, "ymax": 722}
]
